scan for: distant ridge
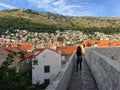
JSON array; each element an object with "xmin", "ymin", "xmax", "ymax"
[{"xmin": 0, "ymin": 9, "xmax": 120, "ymax": 34}]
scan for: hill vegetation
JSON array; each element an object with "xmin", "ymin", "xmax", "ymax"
[{"xmin": 0, "ymin": 9, "xmax": 120, "ymax": 34}]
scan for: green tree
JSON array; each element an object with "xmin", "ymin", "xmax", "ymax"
[{"xmin": 0, "ymin": 53, "xmax": 46, "ymax": 90}]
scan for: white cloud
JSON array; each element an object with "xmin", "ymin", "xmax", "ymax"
[
  {"xmin": 27, "ymin": 0, "xmax": 104, "ymax": 16},
  {"xmin": 0, "ymin": 2, "xmax": 16, "ymax": 9}
]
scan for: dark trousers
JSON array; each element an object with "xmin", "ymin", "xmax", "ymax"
[{"xmin": 76, "ymin": 56, "xmax": 82, "ymax": 71}]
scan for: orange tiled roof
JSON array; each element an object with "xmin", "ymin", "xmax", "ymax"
[
  {"xmin": 14, "ymin": 52, "xmax": 35, "ymax": 60},
  {"xmin": 57, "ymin": 46, "xmax": 77, "ymax": 54},
  {"xmin": 3, "ymin": 43, "xmax": 33, "ymax": 51},
  {"xmin": 1, "ymin": 43, "xmax": 34, "ymax": 61},
  {"xmin": 35, "ymin": 48, "xmax": 45, "ymax": 51},
  {"xmin": 24, "ymin": 52, "xmax": 34, "ymax": 59},
  {"xmin": 84, "ymin": 40, "xmax": 120, "ymax": 47},
  {"xmin": 6, "ymin": 47, "xmax": 20, "ymax": 52},
  {"xmin": 14, "ymin": 56, "xmax": 21, "ymax": 60},
  {"xmin": 18, "ymin": 43, "xmax": 33, "ymax": 50},
  {"xmin": 97, "ymin": 43, "xmax": 109, "ymax": 46},
  {"xmin": 0, "ymin": 47, "xmax": 9, "ymax": 53}
]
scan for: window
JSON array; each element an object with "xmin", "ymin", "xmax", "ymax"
[
  {"xmin": 44, "ymin": 79, "xmax": 50, "ymax": 86},
  {"xmin": 43, "ymin": 54, "xmax": 46, "ymax": 58},
  {"xmin": 44, "ymin": 65, "xmax": 50, "ymax": 73}
]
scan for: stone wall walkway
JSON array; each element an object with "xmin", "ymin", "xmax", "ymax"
[{"xmin": 68, "ymin": 59, "xmax": 98, "ymax": 90}]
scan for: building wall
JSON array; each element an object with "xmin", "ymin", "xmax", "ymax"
[
  {"xmin": 32, "ymin": 49, "xmax": 61, "ymax": 84},
  {"xmin": 61, "ymin": 54, "xmax": 71, "ymax": 65},
  {"xmin": 46, "ymin": 52, "xmax": 76, "ymax": 90},
  {"xmin": 10, "ymin": 60, "xmax": 19, "ymax": 69},
  {"xmin": 0, "ymin": 50, "xmax": 19, "ymax": 69},
  {"xmin": 0, "ymin": 50, "xmax": 7, "ymax": 66},
  {"xmin": 19, "ymin": 58, "xmax": 32, "ymax": 70},
  {"xmin": 85, "ymin": 47, "xmax": 120, "ymax": 90}
]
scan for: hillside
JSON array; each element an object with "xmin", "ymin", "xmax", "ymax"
[{"xmin": 0, "ymin": 9, "xmax": 120, "ymax": 34}]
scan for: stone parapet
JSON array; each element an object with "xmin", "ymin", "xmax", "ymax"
[
  {"xmin": 85, "ymin": 47, "xmax": 120, "ymax": 90},
  {"xmin": 46, "ymin": 52, "xmax": 76, "ymax": 90}
]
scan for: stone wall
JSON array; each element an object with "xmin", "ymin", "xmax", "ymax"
[
  {"xmin": 46, "ymin": 52, "xmax": 76, "ymax": 90},
  {"xmin": 85, "ymin": 47, "xmax": 120, "ymax": 90},
  {"xmin": 88, "ymin": 47, "xmax": 120, "ymax": 61}
]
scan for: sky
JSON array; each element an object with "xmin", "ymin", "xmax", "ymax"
[{"xmin": 0, "ymin": 0, "xmax": 120, "ymax": 17}]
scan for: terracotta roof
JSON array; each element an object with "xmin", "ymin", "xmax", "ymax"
[
  {"xmin": 0, "ymin": 47, "xmax": 9, "ymax": 53},
  {"xmin": 6, "ymin": 47, "xmax": 20, "ymax": 52},
  {"xmin": 1, "ymin": 43, "xmax": 34, "ymax": 61},
  {"xmin": 3, "ymin": 43, "xmax": 33, "ymax": 51},
  {"xmin": 35, "ymin": 48, "xmax": 45, "ymax": 51},
  {"xmin": 14, "ymin": 52, "xmax": 35, "ymax": 60},
  {"xmin": 85, "ymin": 40, "xmax": 120, "ymax": 47},
  {"xmin": 84, "ymin": 40, "xmax": 95, "ymax": 46},
  {"xmin": 24, "ymin": 52, "xmax": 34, "ymax": 59},
  {"xmin": 14, "ymin": 56, "xmax": 21, "ymax": 60},
  {"xmin": 18, "ymin": 43, "xmax": 33, "ymax": 50},
  {"xmin": 97, "ymin": 43, "xmax": 109, "ymax": 46},
  {"xmin": 57, "ymin": 46, "xmax": 77, "ymax": 54}
]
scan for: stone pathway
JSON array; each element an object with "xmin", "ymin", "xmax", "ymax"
[{"xmin": 68, "ymin": 60, "xmax": 98, "ymax": 90}]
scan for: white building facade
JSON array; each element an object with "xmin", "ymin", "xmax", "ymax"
[{"xmin": 32, "ymin": 48, "xmax": 61, "ymax": 85}]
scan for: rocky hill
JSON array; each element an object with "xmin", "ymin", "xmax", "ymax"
[{"xmin": 0, "ymin": 9, "xmax": 120, "ymax": 34}]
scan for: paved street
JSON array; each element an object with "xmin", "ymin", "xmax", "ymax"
[{"xmin": 68, "ymin": 60, "xmax": 98, "ymax": 90}]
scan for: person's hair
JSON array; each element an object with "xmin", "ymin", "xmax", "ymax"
[
  {"xmin": 83, "ymin": 43, "xmax": 85, "ymax": 47},
  {"xmin": 76, "ymin": 46, "xmax": 82, "ymax": 56}
]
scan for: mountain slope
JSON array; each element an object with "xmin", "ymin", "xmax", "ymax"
[{"xmin": 0, "ymin": 9, "xmax": 120, "ymax": 34}]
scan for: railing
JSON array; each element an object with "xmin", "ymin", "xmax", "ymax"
[{"xmin": 46, "ymin": 52, "xmax": 76, "ymax": 90}]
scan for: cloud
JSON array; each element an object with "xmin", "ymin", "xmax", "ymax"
[
  {"xmin": 27, "ymin": 0, "xmax": 104, "ymax": 16},
  {"xmin": 0, "ymin": 0, "xmax": 119, "ymax": 16},
  {"xmin": 0, "ymin": 2, "xmax": 16, "ymax": 9},
  {"xmin": 0, "ymin": 0, "xmax": 104, "ymax": 16}
]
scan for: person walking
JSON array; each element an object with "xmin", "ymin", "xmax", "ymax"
[{"xmin": 76, "ymin": 46, "xmax": 83, "ymax": 72}]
